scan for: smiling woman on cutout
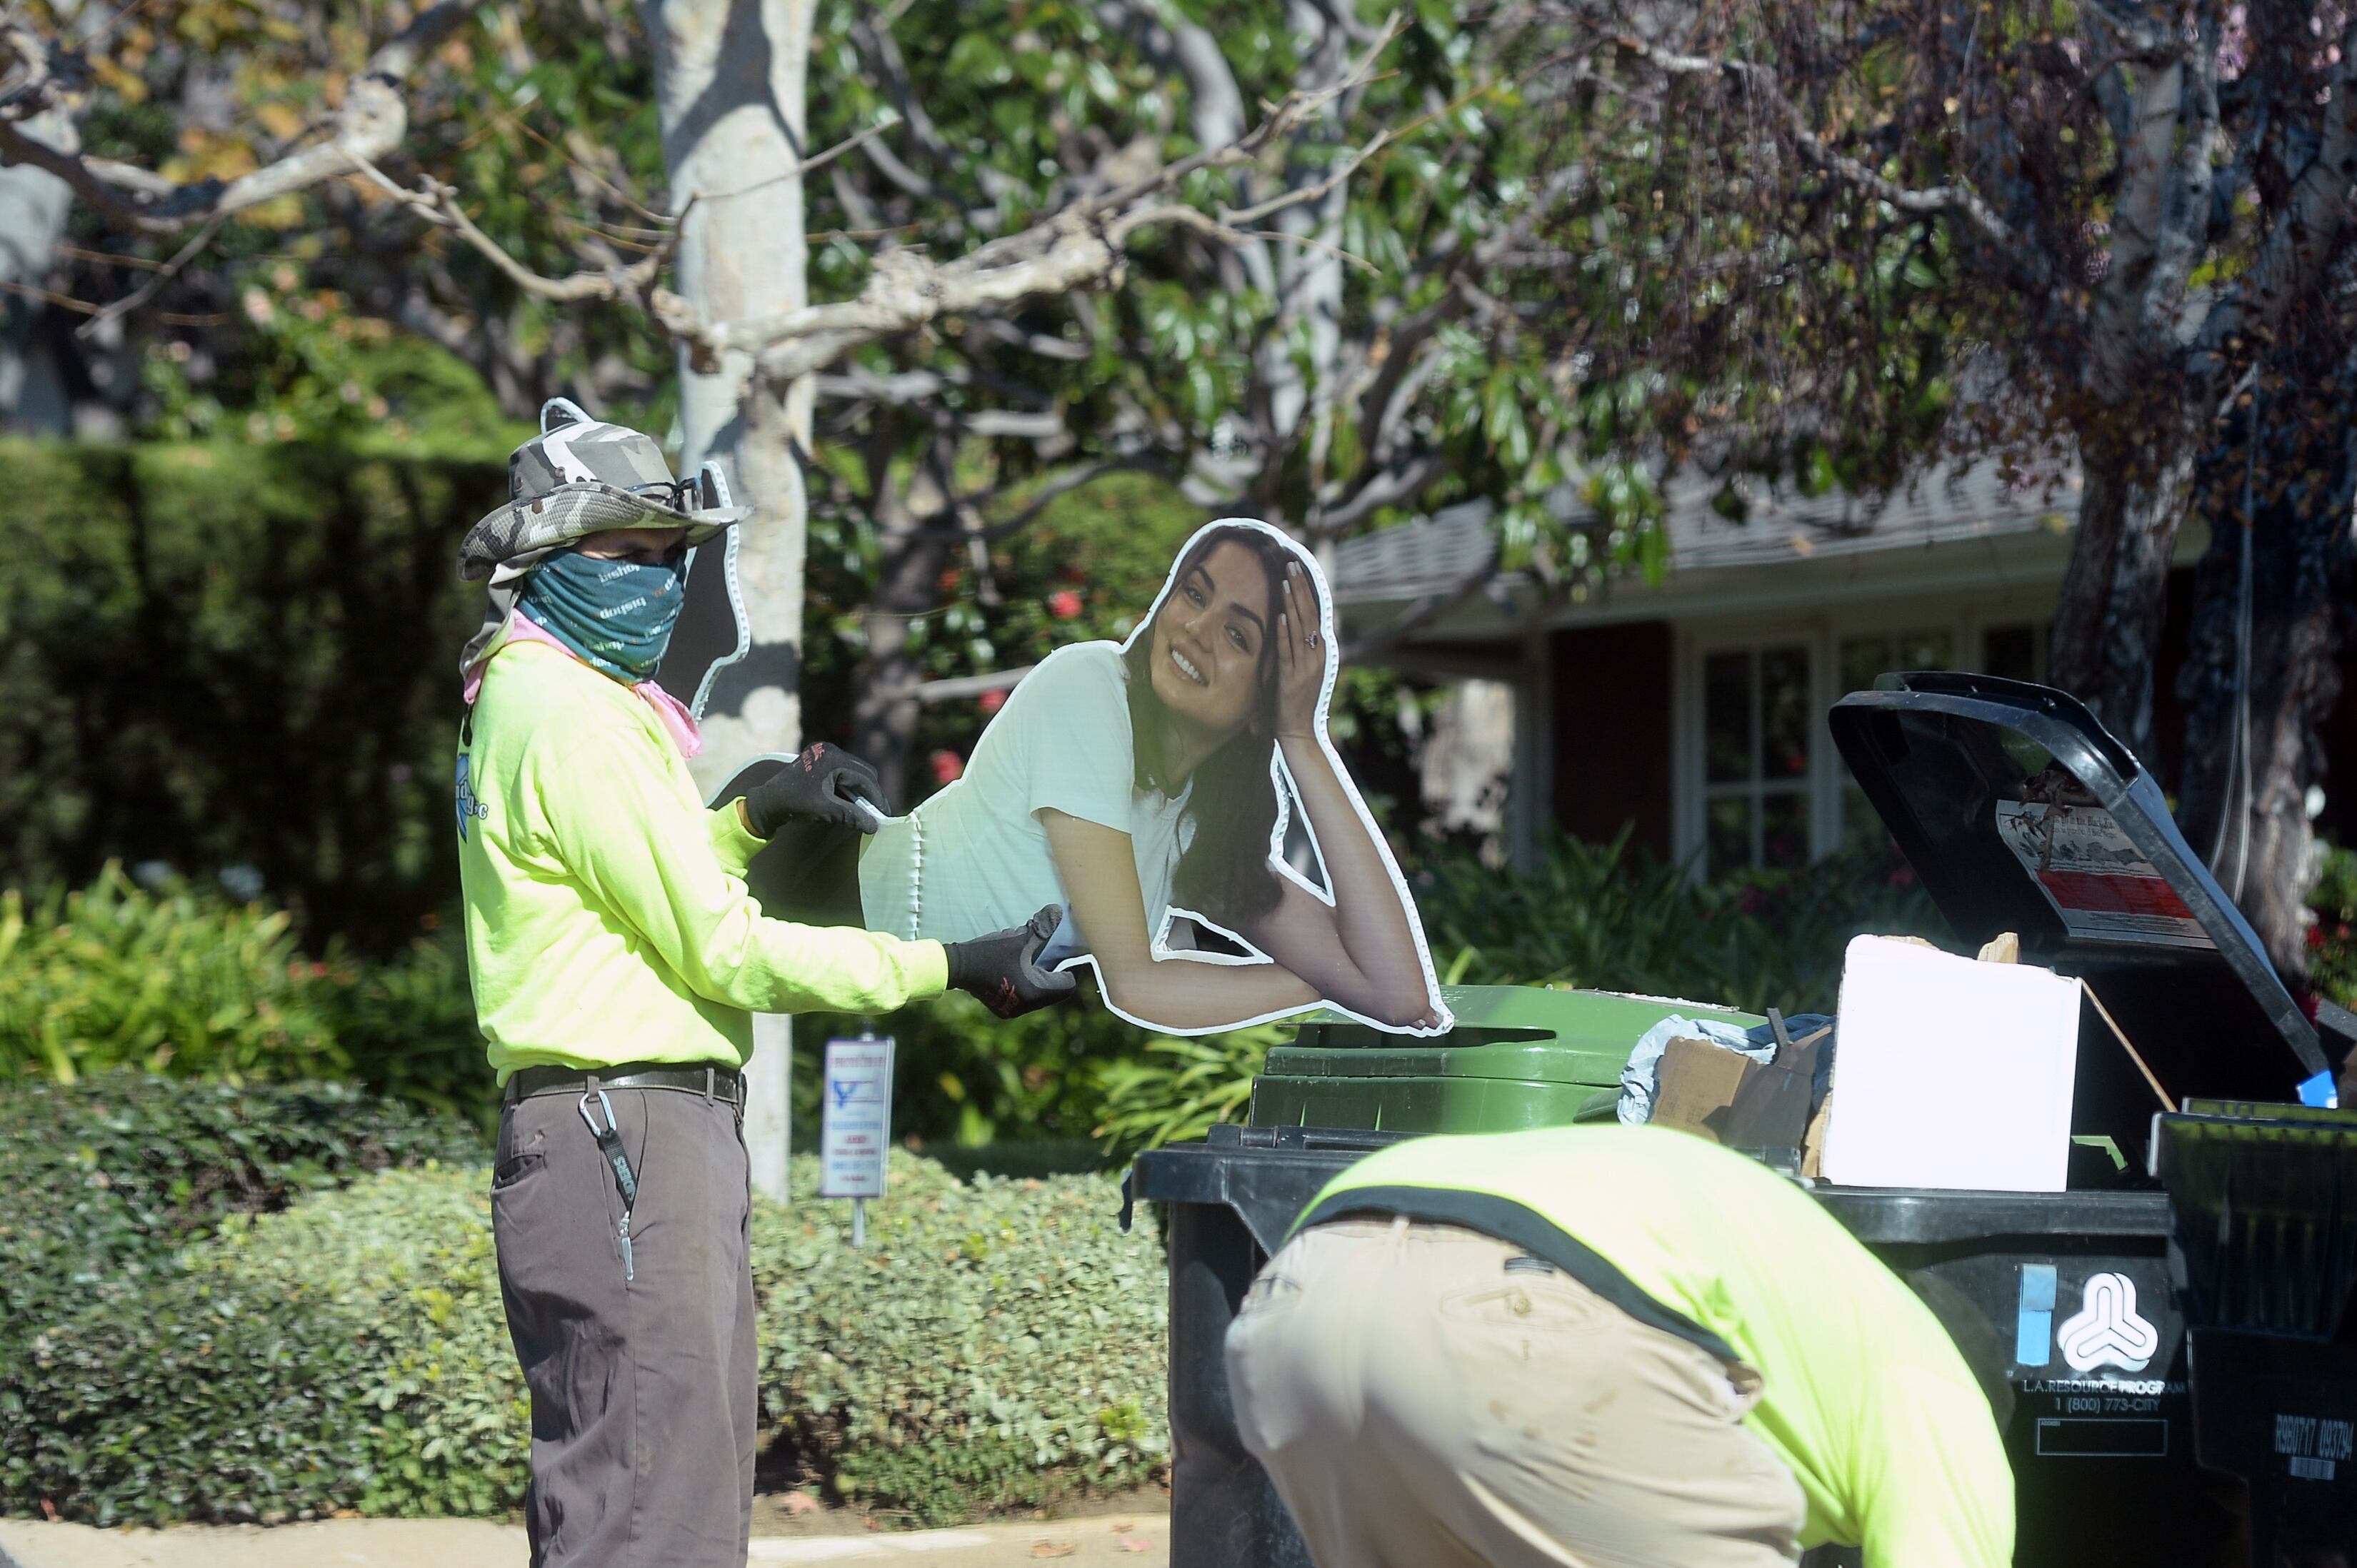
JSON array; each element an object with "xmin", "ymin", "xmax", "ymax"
[{"xmin": 798, "ymin": 518, "xmax": 1450, "ymax": 1036}]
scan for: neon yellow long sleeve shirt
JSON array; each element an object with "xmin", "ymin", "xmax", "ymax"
[
  {"xmin": 1299, "ymin": 1126, "xmax": 2014, "ymax": 1568},
  {"xmin": 456, "ymin": 639, "xmax": 949, "ymax": 1083}
]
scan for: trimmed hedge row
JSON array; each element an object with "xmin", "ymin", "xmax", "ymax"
[
  {"xmin": 1, "ymin": 1099, "xmax": 1166, "ymax": 1528},
  {"xmin": 5, "ymin": 1167, "xmax": 521, "ymax": 1524},
  {"xmin": 756, "ymin": 1151, "xmax": 1167, "ymax": 1522},
  {"xmin": 0, "ymin": 1075, "xmax": 485, "ymax": 1375}
]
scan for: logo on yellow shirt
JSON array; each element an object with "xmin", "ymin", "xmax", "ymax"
[{"xmin": 454, "ymin": 754, "xmax": 491, "ymax": 842}]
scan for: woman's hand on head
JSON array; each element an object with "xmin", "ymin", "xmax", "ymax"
[{"xmin": 1272, "ymin": 562, "xmax": 1328, "ymax": 740}]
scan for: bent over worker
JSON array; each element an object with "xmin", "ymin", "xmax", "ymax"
[
  {"xmin": 1226, "ymin": 1125, "xmax": 2013, "ymax": 1568},
  {"xmin": 454, "ymin": 402, "xmax": 1074, "ymax": 1568}
]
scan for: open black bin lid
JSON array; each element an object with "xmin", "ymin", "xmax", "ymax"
[{"xmin": 1828, "ymin": 672, "xmax": 2328, "ymax": 1116}]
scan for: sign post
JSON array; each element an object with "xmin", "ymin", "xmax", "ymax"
[{"xmin": 819, "ymin": 1032, "xmax": 894, "ymax": 1246}]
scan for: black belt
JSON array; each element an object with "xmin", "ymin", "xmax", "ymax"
[{"xmin": 502, "ymin": 1060, "xmax": 746, "ymax": 1108}]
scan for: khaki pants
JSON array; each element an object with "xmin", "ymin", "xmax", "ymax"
[{"xmin": 1225, "ymin": 1218, "xmax": 1806, "ymax": 1568}]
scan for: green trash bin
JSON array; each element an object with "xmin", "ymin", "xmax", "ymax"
[{"xmin": 1248, "ymin": 982, "xmax": 1763, "ymax": 1135}]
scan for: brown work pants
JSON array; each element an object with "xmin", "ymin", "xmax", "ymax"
[
  {"xmin": 1226, "ymin": 1217, "xmax": 1807, "ymax": 1568},
  {"xmin": 491, "ymin": 1085, "xmax": 756, "ymax": 1568}
]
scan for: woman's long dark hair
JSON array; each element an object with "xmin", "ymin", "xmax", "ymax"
[{"xmin": 1121, "ymin": 523, "xmax": 1313, "ymax": 931}]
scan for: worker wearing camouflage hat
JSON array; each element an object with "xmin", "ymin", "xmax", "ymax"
[{"xmin": 454, "ymin": 400, "xmax": 1074, "ymax": 1568}]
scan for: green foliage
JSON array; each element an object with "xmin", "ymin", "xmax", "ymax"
[
  {"xmin": 1415, "ymin": 830, "xmax": 1948, "ymax": 1017},
  {"xmin": 799, "ymin": 982, "xmax": 1147, "ymax": 1153},
  {"xmin": 0, "ymin": 1074, "xmax": 483, "ymax": 1388},
  {"xmin": 0, "ymin": 438, "xmax": 503, "ymax": 950},
  {"xmin": 2307, "ymin": 842, "xmax": 2357, "ymax": 1010},
  {"xmin": 756, "ymin": 1151, "xmax": 1167, "ymax": 1524},
  {"xmin": 3, "ymin": 1166, "xmax": 522, "ymax": 1525},
  {"xmin": 1, "ymin": 1107, "xmax": 1166, "ymax": 1531},
  {"xmin": 50, "ymin": 0, "xmax": 670, "ymax": 443},
  {"xmin": 0, "ymin": 868, "xmax": 498, "ymax": 1125},
  {"xmin": 0, "ymin": 868, "xmax": 344, "ymax": 1084},
  {"xmin": 1094, "ymin": 1027, "xmax": 1282, "ymax": 1155}
]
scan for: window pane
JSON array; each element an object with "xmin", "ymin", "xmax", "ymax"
[
  {"xmin": 1759, "ymin": 645, "xmax": 1811, "ymax": 782},
  {"xmin": 1842, "ymin": 783, "xmax": 1891, "ymax": 857},
  {"xmin": 1708, "ymin": 795, "xmax": 1753, "ymax": 875},
  {"xmin": 1761, "ymin": 792, "xmax": 1810, "ymax": 870},
  {"xmin": 1983, "ymin": 624, "xmax": 2038, "ymax": 682},
  {"xmin": 1838, "ymin": 635, "xmax": 1891, "ymax": 696},
  {"xmin": 1704, "ymin": 651, "xmax": 1753, "ymax": 784},
  {"xmin": 1898, "ymin": 629, "xmax": 1953, "ymax": 670}
]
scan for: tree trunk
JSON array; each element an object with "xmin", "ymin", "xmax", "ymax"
[
  {"xmin": 2175, "ymin": 359, "xmax": 2357, "ymax": 982},
  {"xmin": 0, "ymin": 108, "xmax": 80, "ymax": 432},
  {"xmin": 849, "ymin": 431, "xmax": 952, "ymax": 810},
  {"xmin": 641, "ymin": 0, "xmax": 814, "ymax": 1198},
  {"xmin": 2047, "ymin": 427, "xmax": 2197, "ymax": 758},
  {"xmin": 1250, "ymin": 1, "xmax": 1350, "ymax": 523}
]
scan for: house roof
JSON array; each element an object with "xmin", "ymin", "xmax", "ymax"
[
  {"xmin": 1328, "ymin": 499, "xmax": 1500, "ymax": 606},
  {"xmin": 1331, "ymin": 461, "xmax": 2079, "ymax": 608},
  {"xmin": 1658, "ymin": 462, "xmax": 2078, "ymax": 573}
]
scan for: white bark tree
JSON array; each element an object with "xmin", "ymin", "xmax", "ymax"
[{"xmin": 639, "ymin": 0, "xmax": 817, "ymax": 1196}]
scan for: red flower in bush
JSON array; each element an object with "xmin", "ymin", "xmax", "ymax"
[
  {"xmin": 1048, "ymin": 589, "xmax": 1083, "ymax": 620},
  {"xmin": 931, "ymin": 749, "xmax": 964, "ymax": 784},
  {"xmin": 2311, "ymin": 925, "xmax": 2328, "ymax": 949},
  {"xmin": 979, "ymin": 687, "xmax": 1007, "ymax": 715}
]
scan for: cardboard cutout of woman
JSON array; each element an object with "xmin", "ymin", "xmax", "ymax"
[{"xmin": 728, "ymin": 519, "xmax": 1451, "ymax": 1037}]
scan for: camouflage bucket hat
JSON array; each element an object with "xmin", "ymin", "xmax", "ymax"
[{"xmin": 456, "ymin": 398, "xmax": 752, "ymax": 583}]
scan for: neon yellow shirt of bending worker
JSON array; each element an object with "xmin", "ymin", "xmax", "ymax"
[
  {"xmin": 1301, "ymin": 1125, "xmax": 2013, "ymax": 1568},
  {"xmin": 456, "ymin": 639, "xmax": 949, "ymax": 1084}
]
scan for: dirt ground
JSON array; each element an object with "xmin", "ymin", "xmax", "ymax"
[{"xmin": 748, "ymin": 1483, "xmax": 1172, "ymax": 1539}]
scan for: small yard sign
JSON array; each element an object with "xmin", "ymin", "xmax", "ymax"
[{"xmin": 820, "ymin": 1034, "xmax": 894, "ymax": 1244}]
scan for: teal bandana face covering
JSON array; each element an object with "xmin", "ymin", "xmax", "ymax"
[{"xmin": 516, "ymin": 548, "xmax": 687, "ymax": 681}]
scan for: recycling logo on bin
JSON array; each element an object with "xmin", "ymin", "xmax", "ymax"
[
  {"xmin": 2016, "ymin": 1265, "xmax": 2161, "ymax": 1372},
  {"xmin": 2056, "ymin": 1273, "xmax": 2161, "ymax": 1373}
]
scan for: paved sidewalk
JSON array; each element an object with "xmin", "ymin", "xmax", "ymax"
[{"xmin": 0, "ymin": 1513, "xmax": 1169, "ymax": 1568}]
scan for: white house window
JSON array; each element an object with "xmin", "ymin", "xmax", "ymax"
[
  {"xmin": 1682, "ymin": 613, "xmax": 2053, "ymax": 873},
  {"xmin": 1834, "ymin": 629, "xmax": 1956, "ymax": 855},
  {"xmin": 1701, "ymin": 644, "xmax": 1813, "ymax": 874},
  {"xmin": 1838, "ymin": 629, "xmax": 1953, "ymax": 694}
]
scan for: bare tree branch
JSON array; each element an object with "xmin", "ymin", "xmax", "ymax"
[
  {"xmin": 348, "ymin": 154, "xmax": 679, "ymax": 303},
  {"xmin": 0, "ymin": 3, "xmax": 470, "ymax": 235},
  {"xmin": 74, "ymin": 211, "xmax": 224, "ymax": 336},
  {"xmin": 664, "ymin": 66, "xmax": 1398, "ymax": 387},
  {"xmin": 1596, "ymin": 29, "xmax": 2033, "ymax": 269}
]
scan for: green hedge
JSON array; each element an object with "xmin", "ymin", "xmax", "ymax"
[
  {"xmin": 4, "ymin": 1166, "xmax": 521, "ymax": 1524},
  {"xmin": 1, "ymin": 1124, "xmax": 1166, "ymax": 1528},
  {"xmin": 0, "ymin": 1075, "xmax": 484, "ymax": 1382},
  {"xmin": 0, "ymin": 438, "xmax": 501, "ymax": 952},
  {"xmin": 756, "ymin": 1152, "xmax": 1166, "ymax": 1522}
]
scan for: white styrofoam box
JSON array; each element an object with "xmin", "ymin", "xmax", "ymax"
[{"xmin": 1822, "ymin": 934, "xmax": 2083, "ymax": 1192}]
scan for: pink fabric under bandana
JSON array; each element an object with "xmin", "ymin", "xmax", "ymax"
[{"xmin": 464, "ymin": 611, "xmax": 704, "ymax": 758}]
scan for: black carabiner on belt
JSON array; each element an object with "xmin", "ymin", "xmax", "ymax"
[{"xmin": 579, "ymin": 1087, "xmax": 639, "ymax": 1281}]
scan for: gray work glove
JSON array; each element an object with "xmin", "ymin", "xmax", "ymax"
[
  {"xmin": 945, "ymin": 905, "xmax": 1079, "ymax": 1019},
  {"xmin": 741, "ymin": 743, "xmax": 886, "ymax": 838}
]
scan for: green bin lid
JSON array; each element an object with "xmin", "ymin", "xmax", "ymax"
[{"xmin": 1272, "ymin": 983, "xmax": 1762, "ymax": 1083}]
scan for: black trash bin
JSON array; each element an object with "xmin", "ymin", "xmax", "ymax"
[
  {"xmin": 2156, "ymin": 1100, "xmax": 2357, "ymax": 1565},
  {"xmin": 1133, "ymin": 672, "xmax": 2335, "ymax": 1568}
]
